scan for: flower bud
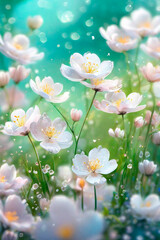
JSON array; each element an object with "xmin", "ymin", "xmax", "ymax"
[
  {"xmin": 70, "ymin": 108, "xmax": 82, "ymax": 122},
  {"xmin": 145, "ymin": 110, "xmax": 160, "ymax": 126},
  {"xmin": 0, "ymin": 71, "xmax": 10, "ymax": 87},
  {"xmin": 2, "ymin": 231, "xmax": 18, "ymax": 240},
  {"xmin": 27, "ymin": 15, "xmax": 43, "ymax": 30},
  {"xmin": 139, "ymin": 160, "xmax": 157, "ymax": 176},
  {"xmin": 134, "ymin": 116, "xmax": 144, "ymax": 128},
  {"xmin": 152, "ymin": 131, "xmax": 160, "ymax": 145},
  {"xmin": 108, "ymin": 128, "xmax": 124, "ymax": 138},
  {"xmin": 9, "ymin": 65, "xmax": 30, "ymax": 84},
  {"xmin": 40, "ymin": 198, "xmax": 50, "ymax": 211},
  {"xmin": 77, "ymin": 178, "xmax": 86, "ymax": 189}
]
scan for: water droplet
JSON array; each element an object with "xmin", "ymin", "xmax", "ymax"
[
  {"xmin": 58, "ymin": 11, "xmax": 74, "ymax": 23},
  {"xmin": 70, "ymin": 32, "xmax": 80, "ymax": 41}
]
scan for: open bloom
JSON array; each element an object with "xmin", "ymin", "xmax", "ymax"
[
  {"xmin": 0, "ymin": 195, "xmax": 34, "ymax": 232},
  {"xmin": 108, "ymin": 127, "xmax": 124, "ymax": 138},
  {"xmin": 0, "ymin": 163, "xmax": 28, "ymax": 196},
  {"xmin": 30, "ymin": 114, "xmax": 73, "ymax": 154},
  {"xmin": 9, "ymin": 65, "xmax": 30, "ymax": 84},
  {"xmin": 0, "ymin": 33, "xmax": 44, "ymax": 64},
  {"xmin": 60, "ymin": 53, "xmax": 113, "ymax": 81},
  {"xmin": 2, "ymin": 106, "xmax": 40, "ymax": 136},
  {"xmin": 130, "ymin": 194, "xmax": 160, "ymax": 221},
  {"xmin": 140, "ymin": 62, "xmax": 160, "ymax": 82},
  {"xmin": 139, "ymin": 160, "xmax": 157, "ymax": 176},
  {"xmin": 27, "ymin": 15, "xmax": 43, "ymax": 30},
  {"xmin": 141, "ymin": 37, "xmax": 160, "ymax": 60},
  {"xmin": 99, "ymin": 25, "xmax": 139, "ymax": 52},
  {"xmin": 33, "ymin": 195, "xmax": 104, "ymax": 240},
  {"xmin": 94, "ymin": 91, "xmax": 146, "ymax": 115},
  {"xmin": 72, "ymin": 146, "xmax": 118, "ymax": 185},
  {"xmin": 0, "ymin": 71, "xmax": 10, "ymax": 87},
  {"xmin": 30, "ymin": 76, "xmax": 69, "ymax": 103},
  {"xmin": 120, "ymin": 8, "xmax": 160, "ymax": 37}
]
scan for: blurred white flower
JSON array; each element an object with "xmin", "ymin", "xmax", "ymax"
[
  {"xmin": 57, "ymin": 165, "xmax": 72, "ymax": 182},
  {"xmin": 0, "ymin": 195, "xmax": 34, "ymax": 232},
  {"xmin": 9, "ymin": 65, "xmax": 30, "ymax": 84},
  {"xmin": 30, "ymin": 114, "xmax": 73, "ymax": 154},
  {"xmin": 152, "ymin": 131, "xmax": 160, "ymax": 145},
  {"xmin": 140, "ymin": 62, "xmax": 160, "ymax": 83},
  {"xmin": 2, "ymin": 231, "xmax": 18, "ymax": 240},
  {"xmin": 0, "ymin": 135, "xmax": 13, "ymax": 153},
  {"xmin": 153, "ymin": 82, "xmax": 160, "ymax": 98},
  {"xmin": 130, "ymin": 194, "xmax": 160, "ymax": 221},
  {"xmin": 72, "ymin": 146, "xmax": 118, "ymax": 185},
  {"xmin": 120, "ymin": 8, "xmax": 160, "ymax": 37},
  {"xmin": 134, "ymin": 116, "xmax": 144, "ymax": 128},
  {"xmin": 99, "ymin": 25, "xmax": 139, "ymax": 52},
  {"xmin": 0, "ymin": 33, "xmax": 44, "ymax": 64},
  {"xmin": 0, "ymin": 71, "xmax": 10, "ymax": 87},
  {"xmin": 141, "ymin": 37, "xmax": 160, "ymax": 60},
  {"xmin": 70, "ymin": 108, "xmax": 82, "ymax": 122},
  {"xmin": 0, "ymin": 163, "xmax": 28, "ymax": 196},
  {"xmin": 30, "ymin": 76, "xmax": 69, "ymax": 103},
  {"xmin": 60, "ymin": 52, "xmax": 113, "ymax": 81},
  {"xmin": 145, "ymin": 110, "xmax": 160, "ymax": 126},
  {"xmin": 108, "ymin": 128, "xmax": 124, "ymax": 138},
  {"xmin": 2, "ymin": 106, "xmax": 40, "ymax": 136},
  {"xmin": 94, "ymin": 91, "xmax": 145, "ymax": 115},
  {"xmin": 27, "ymin": 15, "xmax": 43, "ymax": 30},
  {"xmin": 139, "ymin": 160, "xmax": 157, "ymax": 176},
  {"xmin": 40, "ymin": 198, "xmax": 50, "ymax": 211},
  {"xmin": 33, "ymin": 195, "xmax": 104, "ymax": 240}
]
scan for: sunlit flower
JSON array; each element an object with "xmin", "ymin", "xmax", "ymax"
[
  {"xmin": 99, "ymin": 25, "xmax": 139, "ymax": 52},
  {"xmin": 33, "ymin": 195, "xmax": 104, "ymax": 240},
  {"xmin": 140, "ymin": 62, "xmax": 160, "ymax": 83},
  {"xmin": 94, "ymin": 91, "xmax": 146, "ymax": 115},
  {"xmin": 0, "ymin": 33, "xmax": 44, "ymax": 64},
  {"xmin": 108, "ymin": 127, "xmax": 124, "ymax": 138},
  {"xmin": 120, "ymin": 8, "xmax": 160, "ymax": 37},
  {"xmin": 152, "ymin": 131, "xmax": 160, "ymax": 145},
  {"xmin": 0, "ymin": 194, "xmax": 34, "ymax": 232},
  {"xmin": 30, "ymin": 114, "xmax": 73, "ymax": 153},
  {"xmin": 134, "ymin": 116, "xmax": 144, "ymax": 128},
  {"xmin": 30, "ymin": 76, "xmax": 69, "ymax": 103},
  {"xmin": 141, "ymin": 37, "xmax": 160, "ymax": 60},
  {"xmin": 2, "ymin": 231, "xmax": 18, "ymax": 240},
  {"xmin": 72, "ymin": 146, "xmax": 118, "ymax": 185},
  {"xmin": 81, "ymin": 78, "xmax": 122, "ymax": 92},
  {"xmin": 145, "ymin": 110, "xmax": 160, "ymax": 126},
  {"xmin": 2, "ymin": 106, "xmax": 40, "ymax": 136},
  {"xmin": 0, "ymin": 135, "xmax": 13, "ymax": 153},
  {"xmin": 70, "ymin": 108, "xmax": 82, "ymax": 122},
  {"xmin": 0, "ymin": 71, "xmax": 10, "ymax": 87},
  {"xmin": 130, "ymin": 194, "xmax": 160, "ymax": 221},
  {"xmin": 27, "ymin": 15, "xmax": 43, "ymax": 30},
  {"xmin": 9, "ymin": 65, "xmax": 31, "ymax": 84},
  {"xmin": 139, "ymin": 160, "xmax": 157, "ymax": 176},
  {"xmin": 60, "ymin": 52, "xmax": 113, "ymax": 81},
  {"xmin": 0, "ymin": 86, "xmax": 27, "ymax": 112}
]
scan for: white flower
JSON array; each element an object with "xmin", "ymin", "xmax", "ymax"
[
  {"xmin": 134, "ymin": 116, "xmax": 144, "ymax": 128},
  {"xmin": 9, "ymin": 65, "xmax": 31, "ymax": 84},
  {"xmin": 27, "ymin": 15, "xmax": 43, "ymax": 30},
  {"xmin": 70, "ymin": 108, "xmax": 82, "ymax": 122},
  {"xmin": 99, "ymin": 25, "xmax": 139, "ymax": 52},
  {"xmin": 139, "ymin": 160, "xmax": 157, "ymax": 176},
  {"xmin": 120, "ymin": 8, "xmax": 160, "ymax": 37},
  {"xmin": 130, "ymin": 194, "xmax": 160, "ymax": 221},
  {"xmin": 94, "ymin": 91, "xmax": 146, "ymax": 115},
  {"xmin": 57, "ymin": 165, "xmax": 73, "ymax": 182},
  {"xmin": 152, "ymin": 131, "xmax": 160, "ymax": 145},
  {"xmin": 72, "ymin": 146, "xmax": 118, "ymax": 185},
  {"xmin": 0, "ymin": 33, "xmax": 44, "ymax": 64},
  {"xmin": 0, "ymin": 71, "xmax": 10, "ymax": 87},
  {"xmin": 141, "ymin": 37, "xmax": 160, "ymax": 60},
  {"xmin": 2, "ymin": 106, "xmax": 40, "ymax": 136},
  {"xmin": 30, "ymin": 76, "xmax": 69, "ymax": 103},
  {"xmin": 153, "ymin": 82, "xmax": 160, "ymax": 98},
  {"xmin": 140, "ymin": 62, "xmax": 160, "ymax": 83},
  {"xmin": 60, "ymin": 52, "xmax": 113, "ymax": 81},
  {"xmin": 0, "ymin": 195, "xmax": 34, "ymax": 232},
  {"xmin": 0, "ymin": 163, "xmax": 28, "ymax": 196},
  {"xmin": 30, "ymin": 114, "xmax": 73, "ymax": 154},
  {"xmin": 108, "ymin": 128, "xmax": 124, "ymax": 138},
  {"xmin": 33, "ymin": 195, "xmax": 104, "ymax": 240}
]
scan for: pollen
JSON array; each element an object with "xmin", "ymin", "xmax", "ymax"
[
  {"xmin": 42, "ymin": 126, "xmax": 59, "ymax": 139},
  {"xmin": 13, "ymin": 43, "xmax": 23, "ymax": 50},
  {"xmin": 92, "ymin": 78, "xmax": 105, "ymax": 86},
  {"xmin": 114, "ymin": 98, "xmax": 124, "ymax": 108},
  {"xmin": 41, "ymin": 83, "xmax": 54, "ymax": 95},
  {"xmin": 117, "ymin": 36, "xmax": 130, "ymax": 44},
  {"xmin": 13, "ymin": 115, "xmax": 26, "ymax": 127},
  {"xmin": 88, "ymin": 158, "xmax": 103, "ymax": 172},
  {"xmin": 57, "ymin": 225, "xmax": 74, "ymax": 239},
  {"xmin": 139, "ymin": 21, "xmax": 151, "ymax": 29},
  {"xmin": 82, "ymin": 61, "xmax": 99, "ymax": 73},
  {"xmin": 141, "ymin": 201, "xmax": 151, "ymax": 208},
  {"xmin": 5, "ymin": 211, "xmax": 19, "ymax": 222},
  {"xmin": 0, "ymin": 176, "xmax": 6, "ymax": 183}
]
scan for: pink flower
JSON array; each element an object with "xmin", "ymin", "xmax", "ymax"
[
  {"xmin": 9, "ymin": 65, "xmax": 31, "ymax": 84},
  {"xmin": 0, "ymin": 71, "xmax": 10, "ymax": 87},
  {"xmin": 145, "ymin": 110, "xmax": 160, "ymax": 126},
  {"xmin": 70, "ymin": 108, "xmax": 82, "ymax": 122},
  {"xmin": 140, "ymin": 62, "xmax": 160, "ymax": 82},
  {"xmin": 134, "ymin": 116, "xmax": 144, "ymax": 128}
]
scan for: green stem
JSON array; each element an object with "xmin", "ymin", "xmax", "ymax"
[
  {"xmin": 81, "ymin": 189, "xmax": 84, "ymax": 211},
  {"xmin": 94, "ymin": 185, "xmax": 97, "ymax": 211},
  {"xmin": 27, "ymin": 134, "xmax": 50, "ymax": 198},
  {"xmin": 75, "ymin": 90, "xmax": 97, "ymax": 154}
]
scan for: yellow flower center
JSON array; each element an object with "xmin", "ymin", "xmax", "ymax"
[
  {"xmin": 41, "ymin": 83, "xmax": 54, "ymax": 95},
  {"xmin": 139, "ymin": 21, "xmax": 151, "ymax": 29},
  {"xmin": 57, "ymin": 225, "xmax": 74, "ymax": 239},
  {"xmin": 0, "ymin": 176, "xmax": 6, "ymax": 183},
  {"xmin": 92, "ymin": 79, "xmax": 105, "ymax": 86},
  {"xmin": 114, "ymin": 98, "xmax": 124, "ymax": 108},
  {"xmin": 141, "ymin": 201, "xmax": 151, "ymax": 207},
  {"xmin": 5, "ymin": 211, "xmax": 19, "ymax": 222},
  {"xmin": 84, "ymin": 158, "xmax": 102, "ymax": 173},
  {"xmin": 42, "ymin": 126, "xmax": 59, "ymax": 139},
  {"xmin": 117, "ymin": 36, "xmax": 130, "ymax": 44},
  {"xmin": 13, "ymin": 43, "xmax": 23, "ymax": 50},
  {"xmin": 13, "ymin": 115, "xmax": 26, "ymax": 127},
  {"xmin": 82, "ymin": 62, "xmax": 99, "ymax": 73}
]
